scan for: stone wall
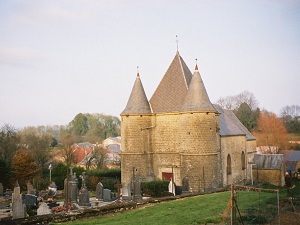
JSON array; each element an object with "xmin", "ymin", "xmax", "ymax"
[
  {"xmin": 121, "ymin": 114, "xmax": 152, "ymax": 187},
  {"xmin": 179, "ymin": 112, "xmax": 218, "ymax": 154},
  {"xmin": 221, "ymin": 136, "xmax": 247, "ymax": 186},
  {"xmin": 253, "ymin": 169, "xmax": 284, "ymax": 186}
]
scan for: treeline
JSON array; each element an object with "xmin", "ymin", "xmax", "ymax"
[
  {"xmin": 0, "ymin": 113, "xmax": 120, "ymax": 190},
  {"xmin": 217, "ymin": 91, "xmax": 300, "ymax": 151}
]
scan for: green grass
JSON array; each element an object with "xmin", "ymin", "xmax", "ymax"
[
  {"xmin": 53, "ymin": 180, "xmax": 300, "ymax": 225},
  {"xmin": 55, "ymin": 192, "xmax": 232, "ymax": 225}
]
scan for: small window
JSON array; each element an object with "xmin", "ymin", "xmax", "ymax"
[
  {"xmin": 241, "ymin": 151, "xmax": 246, "ymax": 170},
  {"xmin": 227, "ymin": 154, "xmax": 232, "ymax": 175}
]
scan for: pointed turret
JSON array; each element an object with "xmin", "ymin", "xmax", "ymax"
[
  {"xmin": 181, "ymin": 64, "xmax": 215, "ymax": 111},
  {"xmin": 121, "ymin": 72, "xmax": 151, "ymax": 114},
  {"xmin": 149, "ymin": 51, "xmax": 193, "ymax": 113}
]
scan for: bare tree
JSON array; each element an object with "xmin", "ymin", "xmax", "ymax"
[
  {"xmin": 216, "ymin": 90, "xmax": 258, "ymax": 110},
  {"xmin": 280, "ymin": 105, "xmax": 300, "ymax": 118}
]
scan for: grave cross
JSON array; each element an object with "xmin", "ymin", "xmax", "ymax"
[{"xmin": 114, "ymin": 182, "xmax": 122, "ymax": 203}]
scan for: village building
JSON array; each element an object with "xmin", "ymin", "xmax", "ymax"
[{"xmin": 120, "ymin": 51, "xmax": 256, "ymax": 194}]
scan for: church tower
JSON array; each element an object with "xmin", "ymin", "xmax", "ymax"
[
  {"xmin": 120, "ymin": 72, "xmax": 153, "ymax": 196},
  {"xmin": 179, "ymin": 64, "xmax": 221, "ymax": 191},
  {"xmin": 121, "ymin": 50, "xmax": 255, "ymax": 196}
]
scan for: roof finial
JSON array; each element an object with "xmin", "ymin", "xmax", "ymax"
[
  {"xmin": 176, "ymin": 35, "xmax": 179, "ymax": 52},
  {"xmin": 195, "ymin": 58, "xmax": 198, "ymax": 71},
  {"xmin": 137, "ymin": 66, "xmax": 139, "ymax": 76}
]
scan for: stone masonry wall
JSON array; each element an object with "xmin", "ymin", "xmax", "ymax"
[
  {"xmin": 221, "ymin": 136, "xmax": 247, "ymax": 186},
  {"xmin": 121, "ymin": 115, "xmax": 152, "ymax": 187},
  {"xmin": 179, "ymin": 112, "xmax": 218, "ymax": 154},
  {"xmin": 181, "ymin": 154, "xmax": 219, "ymax": 192}
]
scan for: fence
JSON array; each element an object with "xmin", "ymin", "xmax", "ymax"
[{"xmin": 222, "ymin": 185, "xmax": 280, "ymax": 225}]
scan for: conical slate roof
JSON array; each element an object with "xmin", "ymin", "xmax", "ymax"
[
  {"xmin": 181, "ymin": 65, "xmax": 215, "ymax": 111},
  {"xmin": 149, "ymin": 51, "xmax": 193, "ymax": 113},
  {"xmin": 121, "ymin": 73, "xmax": 151, "ymax": 115}
]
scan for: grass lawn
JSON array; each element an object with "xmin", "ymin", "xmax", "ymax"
[
  {"xmin": 54, "ymin": 192, "xmax": 231, "ymax": 225},
  {"xmin": 52, "ymin": 180, "xmax": 300, "ymax": 225}
]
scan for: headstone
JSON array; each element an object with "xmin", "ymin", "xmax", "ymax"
[
  {"xmin": 37, "ymin": 202, "xmax": 52, "ymax": 215},
  {"xmin": 48, "ymin": 182, "xmax": 57, "ymax": 198},
  {"xmin": 12, "ymin": 182, "xmax": 26, "ymax": 219},
  {"xmin": 121, "ymin": 184, "xmax": 131, "ymax": 201},
  {"xmin": 27, "ymin": 181, "xmax": 36, "ymax": 195},
  {"xmin": 78, "ymin": 172, "xmax": 91, "ymax": 206},
  {"xmin": 64, "ymin": 167, "xmax": 79, "ymax": 208},
  {"xmin": 95, "ymin": 182, "xmax": 103, "ymax": 200},
  {"xmin": 103, "ymin": 189, "xmax": 111, "ymax": 201},
  {"xmin": 168, "ymin": 179, "xmax": 175, "ymax": 196},
  {"xmin": 0, "ymin": 183, "xmax": 3, "ymax": 196},
  {"xmin": 133, "ymin": 179, "xmax": 142, "ymax": 201},
  {"xmin": 182, "ymin": 177, "xmax": 190, "ymax": 193}
]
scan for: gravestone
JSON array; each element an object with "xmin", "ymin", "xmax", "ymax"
[
  {"xmin": 48, "ymin": 182, "xmax": 57, "ymax": 198},
  {"xmin": 95, "ymin": 182, "xmax": 103, "ymax": 201},
  {"xmin": 182, "ymin": 177, "xmax": 190, "ymax": 193},
  {"xmin": 121, "ymin": 184, "xmax": 131, "ymax": 201},
  {"xmin": 12, "ymin": 182, "xmax": 26, "ymax": 219},
  {"xmin": 64, "ymin": 167, "xmax": 79, "ymax": 208},
  {"xmin": 168, "ymin": 179, "xmax": 175, "ymax": 196},
  {"xmin": 0, "ymin": 183, "xmax": 3, "ymax": 196},
  {"xmin": 103, "ymin": 189, "xmax": 111, "ymax": 201},
  {"xmin": 37, "ymin": 202, "xmax": 51, "ymax": 215},
  {"xmin": 133, "ymin": 179, "xmax": 142, "ymax": 201},
  {"xmin": 27, "ymin": 181, "xmax": 36, "ymax": 195},
  {"xmin": 78, "ymin": 172, "xmax": 91, "ymax": 206}
]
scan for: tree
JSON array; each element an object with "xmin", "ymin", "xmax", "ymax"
[
  {"xmin": 0, "ymin": 158, "xmax": 10, "ymax": 188},
  {"xmin": 236, "ymin": 103, "xmax": 260, "ymax": 131},
  {"xmin": 280, "ymin": 105, "xmax": 300, "ymax": 133},
  {"xmin": 59, "ymin": 132, "xmax": 79, "ymax": 166},
  {"xmin": 93, "ymin": 145, "xmax": 108, "ymax": 169},
  {"xmin": 0, "ymin": 124, "xmax": 20, "ymax": 165},
  {"xmin": 254, "ymin": 111, "xmax": 288, "ymax": 153},
  {"xmin": 216, "ymin": 90, "xmax": 258, "ymax": 110},
  {"xmin": 216, "ymin": 91, "xmax": 259, "ymax": 131},
  {"xmin": 12, "ymin": 149, "xmax": 40, "ymax": 189},
  {"xmin": 21, "ymin": 133, "xmax": 52, "ymax": 176},
  {"xmin": 68, "ymin": 113, "xmax": 89, "ymax": 136}
]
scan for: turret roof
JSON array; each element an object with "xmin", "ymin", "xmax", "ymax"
[
  {"xmin": 149, "ymin": 51, "xmax": 193, "ymax": 113},
  {"xmin": 121, "ymin": 73, "xmax": 151, "ymax": 115},
  {"xmin": 181, "ymin": 64, "xmax": 215, "ymax": 112}
]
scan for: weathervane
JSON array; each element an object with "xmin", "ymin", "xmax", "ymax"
[{"xmin": 176, "ymin": 35, "xmax": 179, "ymax": 51}]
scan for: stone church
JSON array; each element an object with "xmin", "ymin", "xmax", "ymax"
[{"xmin": 120, "ymin": 51, "xmax": 256, "ymax": 195}]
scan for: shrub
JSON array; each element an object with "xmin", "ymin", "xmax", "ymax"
[
  {"xmin": 86, "ymin": 168, "xmax": 121, "ymax": 179},
  {"xmin": 141, "ymin": 180, "xmax": 169, "ymax": 197}
]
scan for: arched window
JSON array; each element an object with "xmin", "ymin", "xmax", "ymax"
[
  {"xmin": 227, "ymin": 154, "xmax": 232, "ymax": 175},
  {"xmin": 241, "ymin": 151, "xmax": 246, "ymax": 170}
]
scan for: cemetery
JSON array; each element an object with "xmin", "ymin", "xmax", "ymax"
[{"xmin": 0, "ymin": 167, "xmax": 203, "ymax": 225}]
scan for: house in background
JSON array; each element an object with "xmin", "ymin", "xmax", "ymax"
[
  {"xmin": 103, "ymin": 137, "xmax": 121, "ymax": 168},
  {"xmin": 78, "ymin": 137, "xmax": 121, "ymax": 169}
]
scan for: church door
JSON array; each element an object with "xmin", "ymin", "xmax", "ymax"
[{"xmin": 162, "ymin": 172, "xmax": 173, "ymax": 181}]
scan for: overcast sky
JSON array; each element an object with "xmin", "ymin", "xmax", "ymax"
[{"xmin": 1, "ymin": 0, "xmax": 299, "ymax": 129}]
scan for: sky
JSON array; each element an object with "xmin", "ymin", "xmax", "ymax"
[{"xmin": 0, "ymin": 0, "xmax": 299, "ymax": 129}]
